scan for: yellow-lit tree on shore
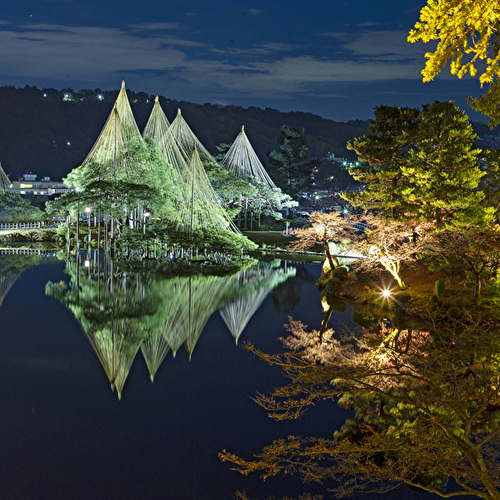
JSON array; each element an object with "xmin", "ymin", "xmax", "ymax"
[{"xmin": 409, "ymin": 0, "xmax": 500, "ymax": 126}]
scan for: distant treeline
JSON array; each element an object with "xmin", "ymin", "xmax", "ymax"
[{"xmin": 0, "ymin": 84, "xmax": 369, "ymax": 182}]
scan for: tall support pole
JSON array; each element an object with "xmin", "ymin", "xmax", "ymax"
[
  {"xmin": 190, "ymin": 146, "xmax": 196, "ymax": 233},
  {"xmin": 98, "ymin": 208, "xmax": 101, "ymax": 251},
  {"xmin": 76, "ymin": 200, "xmax": 80, "ymax": 253}
]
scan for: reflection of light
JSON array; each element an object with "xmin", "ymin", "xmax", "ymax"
[
  {"xmin": 321, "ymin": 296, "xmax": 329, "ymax": 312},
  {"xmin": 84, "ymin": 260, "xmax": 90, "ymax": 268}
]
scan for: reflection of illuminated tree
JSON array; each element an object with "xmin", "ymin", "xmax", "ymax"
[
  {"xmin": 162, "ymin": 275, "xmax": 234, "ymax": 358},
  {"xmin": 219, "ymin": 261, "xmax": 296, "ymax": 343},
  {"xmin": 221, "ymin": 316, "xmax": 500, "ymax": 499},
  {"xmin": 46, "ymin": 257, "xmax": 250, "ymax": 392},
  {"xmin": 46, "ymin": 259, "xmax": 166, "ymax": 399}
]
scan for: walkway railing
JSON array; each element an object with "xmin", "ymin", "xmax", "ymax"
[{"xmin": 0, "ymin": 247, "xmax": 60, "ymax": 256}]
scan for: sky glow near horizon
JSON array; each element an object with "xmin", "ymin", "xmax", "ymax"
[{"xmin": 0, "ymin": 0, "xmax": 487, "ymax": 122}]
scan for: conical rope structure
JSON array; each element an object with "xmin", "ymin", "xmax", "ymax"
[
  {"xmin": 166, "ymin": 108, "xmax": 215, "ymax": 165},
  {"xmin": 81, "ymin": 81, "xmax": 145, "ymax": 180},
  {"xmin": 142, "ymin": 103, "xmax": 239, "ymax": 233},
  {"xmin": 142, "ymin": 96, "xmax": 171, "ymax": 144},
  {"xmin": 0, "ymin": 163, "xmax": 13, "ymax": 192},
  {"xmin": 222, "ymin": 125, "xmax": 276, "ymax": 188},
  {"xmin": 182, "ymin": 145, "xmax": 239, "ymax": 232}
]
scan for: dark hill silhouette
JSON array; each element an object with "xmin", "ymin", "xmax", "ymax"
[{"xmin": 0, "ymin": 85, "xmax": 368, "ymax": 184}]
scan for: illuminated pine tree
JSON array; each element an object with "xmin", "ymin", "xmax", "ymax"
[
  {"xmin": 401, "ymin": 101, "xmax": 492, "ymax": 228},
  {"xmin": 344, "ymin": 105, "xmax": 420, "ymax": 217}
]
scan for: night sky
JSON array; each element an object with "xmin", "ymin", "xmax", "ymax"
[{"xmin": 0, "ymin": 0, "xmax": 487, "ymax": 122}]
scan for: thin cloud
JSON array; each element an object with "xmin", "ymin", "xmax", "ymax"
[
  {"xmin": 250, "ymin": 9, "xmax": 262, "ymax": 15},
  {"xmin": 0, "ymin": 22, "xmax": 447, "ymax": 104},
  {"xmin": 209, "ymin": 42, "xmax": 300, "ymax": 56},
  {"xmin": 126, "ymin": 22, "xmax": 181, "ymax": 31}
]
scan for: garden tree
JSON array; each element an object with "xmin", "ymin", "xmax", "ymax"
[
  {"xmin": 220, "ymin": 315, "xmax": 500, "ymax": 499},
  {"xmin": 288, "ymin": 212, "xmax": 359, "ymax": 273},
  {"xmin": 0, "ymin": 191, "xmax": 43, "ymax": 222},
  {"xmin": 348, "ymin": 214, "xmax": 433, "ymax": 290},
  {"xmin": 346, "ymin": 102, "xmax": 492, "ymax": 228},
  {"xmin": 479, "ymin": 150, "xmax": 500, "ymax": 222},
  {"xmin": 62, "ymin": 137, "xmax": 183, "ymax": 236},
  {"xmin": 344, "ymin": 105, "xmax": 420, "ymax": 217},
  {"xmin": 422, "ymin": 227, "xmax": 500, "ymax": 301},
  {"xmin": 267, "ymin": 125, "xmax": 320, "ymax": 197},
  {"xmin": 408, "ymin": 0, "xmax": 500, "ymax": 126},
  {"xmin": 207, "ymin": 150, "xmax": 297, "ymax": 223},
  {"xmin": 400, "ymin": 101, "xmax": 491, "ymax": 228}
]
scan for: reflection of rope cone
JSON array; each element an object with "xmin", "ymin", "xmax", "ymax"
[
  {"xmin": 140, "ymin": 330, "xmax": 171, "ymax": 382},
  {"xmin": 0, "ymin": 274, "xmax": 21, "ymax": 307},
  {"xmin": 219, "ymin": 264, "xmax": 296, "ymax": 343},
  {"xmin": 162, "ymin": 275, "xmax": 233, "ymax": 359},
  {"xmin": 85, "ymin": 320, "xmax": 141, "ymax": 400},
  {"xmin": 220, "ymin": 289, "xmax": 270, "ymax": 344}
]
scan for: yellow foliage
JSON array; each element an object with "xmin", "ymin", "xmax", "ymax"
[{"xmin": 409, "ymin": 0, "xmax": 500, "ymax": 85}]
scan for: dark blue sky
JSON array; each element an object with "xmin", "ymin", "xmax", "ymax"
[{"xmin": 0, "ymin": 0, "xmax": 486, "ymax": 121}]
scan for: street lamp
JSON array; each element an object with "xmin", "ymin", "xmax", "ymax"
[{"xmin": 143, "ymin": 212, "xmax": 150, "ymax": 234}]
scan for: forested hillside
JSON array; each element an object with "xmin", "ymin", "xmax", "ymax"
[{"xmin": 0, "ymin": 85, "xmax": 368, "ymax": 183}]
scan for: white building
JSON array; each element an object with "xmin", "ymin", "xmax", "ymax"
[{"xmin": 12, "ymin": 174, "xmax": 68, "ymax": 196}]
